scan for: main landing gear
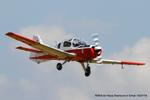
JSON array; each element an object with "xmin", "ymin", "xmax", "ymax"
[
  {"xmin": 56, "ymin": 63, "xmax": 62, "ymax": 70},
  {"xmin": 85, "ymin": 66, "xmax": 91, "ymax": 77},
  {"xmin": 56, "ymin": 61, "xmax": 91, "ymax": 77},
  {"xmin": 80, "ymin": 62, "xmax": 91, "ymax": 77},
  {"xmin": 56, "ymin": 61, "xmax": 67, "ymax": 71}
]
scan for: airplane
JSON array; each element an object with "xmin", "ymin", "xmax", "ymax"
[{"xmin": 5, "ymin": 32, "xmax": 145, "ymax": 77}]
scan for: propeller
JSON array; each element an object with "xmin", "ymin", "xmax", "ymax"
[
  {"xmin": 92, "ymin": 33, "xmax": 99, "ymax": 47},
  {"xmin": 91, "ymin": 33, "xmax": 102, "ymax": 61}
]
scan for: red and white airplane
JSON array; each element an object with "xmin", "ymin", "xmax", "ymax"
[{"xmin": 6, "ymin": 32, "xmax": 145, "ymax": 77}]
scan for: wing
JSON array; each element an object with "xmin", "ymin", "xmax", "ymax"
[
  {"xmin": 90, "ymin": 59, "xmax": 145, "ymax": 66},
  {"xmin": 6, "ymin": 32, "xmax": 75, "ymax": 59}
]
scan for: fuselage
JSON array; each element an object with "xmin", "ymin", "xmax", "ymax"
[
  {"xmin": 57, "ymin": 38, "xmax": 102, "ymax": 62},
  {"xmin": 65, "ymin": 47, "xmax": 99, "ymax": 61},
  {"xmin": 30, "ymin": 38, "xmax": 102, "ymax": 62}
]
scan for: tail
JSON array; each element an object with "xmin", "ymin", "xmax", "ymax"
[
  {"xmin": 30, "ymin": 35, "xmax": 47, "ymax": 64},
  {"xmin": 32, "ymin": 34, "xmax": 44, "ymax": 44}
]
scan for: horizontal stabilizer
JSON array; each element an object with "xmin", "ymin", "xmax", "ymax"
[{"xmin": 16, "ymin": 46, "xmax": 43, "ymax": 53}]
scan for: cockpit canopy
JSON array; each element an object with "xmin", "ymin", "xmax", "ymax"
[
  {"xmin": 72, "ymin": 38, "xmax": 88, "ymax": 47},
  {"xmin": 57, "ymin": 38, "xmax": 90, "ymax": 49}
]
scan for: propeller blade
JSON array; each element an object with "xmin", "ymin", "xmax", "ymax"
[{"xmin": 92, "ymin": 33, "xmax": 99, "ymax": 47}]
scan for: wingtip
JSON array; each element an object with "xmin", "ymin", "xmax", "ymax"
[
  {"xmin": 138, "ymin": 62, "xmax": 146, "ymax": 65},
  {"xmin": 137, "ymin": 62, "xmax": 145, "ymax": 66},
  {"xmin": 5, "ymin": 32, "xmax": 14, "ymax": 36}
]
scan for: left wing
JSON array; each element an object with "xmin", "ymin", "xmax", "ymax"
[
  {"xmin": 90, "ymin": 59, "xmax": 145, "ymax": 66},
  {"xmin": 6, "ymin": 32, "xmax": 75, "ymax": 59}
]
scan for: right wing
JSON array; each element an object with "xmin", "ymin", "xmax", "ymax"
[
  {"xmin": 6, "ymin": 32, "xmax": 75, "ymax": 59},
  {"xmin": 90, "ymin": 58, "xmax": 145, "ymax": 66}
]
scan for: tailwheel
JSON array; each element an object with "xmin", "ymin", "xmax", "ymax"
[
  {"xmin": 56, "ymin": 63, "xmax": 62, "ymax": 71},
  {"xmin": 85, "ymin": 66, "xmax": 91, "ymax": 77}
]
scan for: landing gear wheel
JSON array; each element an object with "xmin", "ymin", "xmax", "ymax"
[
  {"xmin": 56, "ymin": 63, "xmax": 62, "ymax": 71},
  {"xmin": 85, "ymin": 66, "xmax": 91, "ymax": 77}
]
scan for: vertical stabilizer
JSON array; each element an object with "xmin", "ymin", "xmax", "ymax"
[
  {"xmin": 30, "ymin": 34, "xmax": 47, "ymax": 64},
  {"xmin": 33, "ymin": 34, "xmax": 44, "ymax": 44}
]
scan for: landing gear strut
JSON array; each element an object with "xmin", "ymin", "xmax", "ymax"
[{"xmin": 80, "ymin": 62, "xmax": 91, "ymax": 77}]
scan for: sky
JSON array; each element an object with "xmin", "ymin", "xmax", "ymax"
[{"xmin": 1, "ymin": 0, "xmax": 150, "ymax": 100}]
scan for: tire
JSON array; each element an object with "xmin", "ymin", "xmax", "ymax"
[
  {"xmin": 85, "ymin": 66, "xmax": 91, "ymax": 77},
  {"xmin": 57, "ymin": 63, "xmax": 62, "ymax": 71},
  {"xmin": 87, "ymin": 66, "xmax": 91, "ymax": 72}
]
